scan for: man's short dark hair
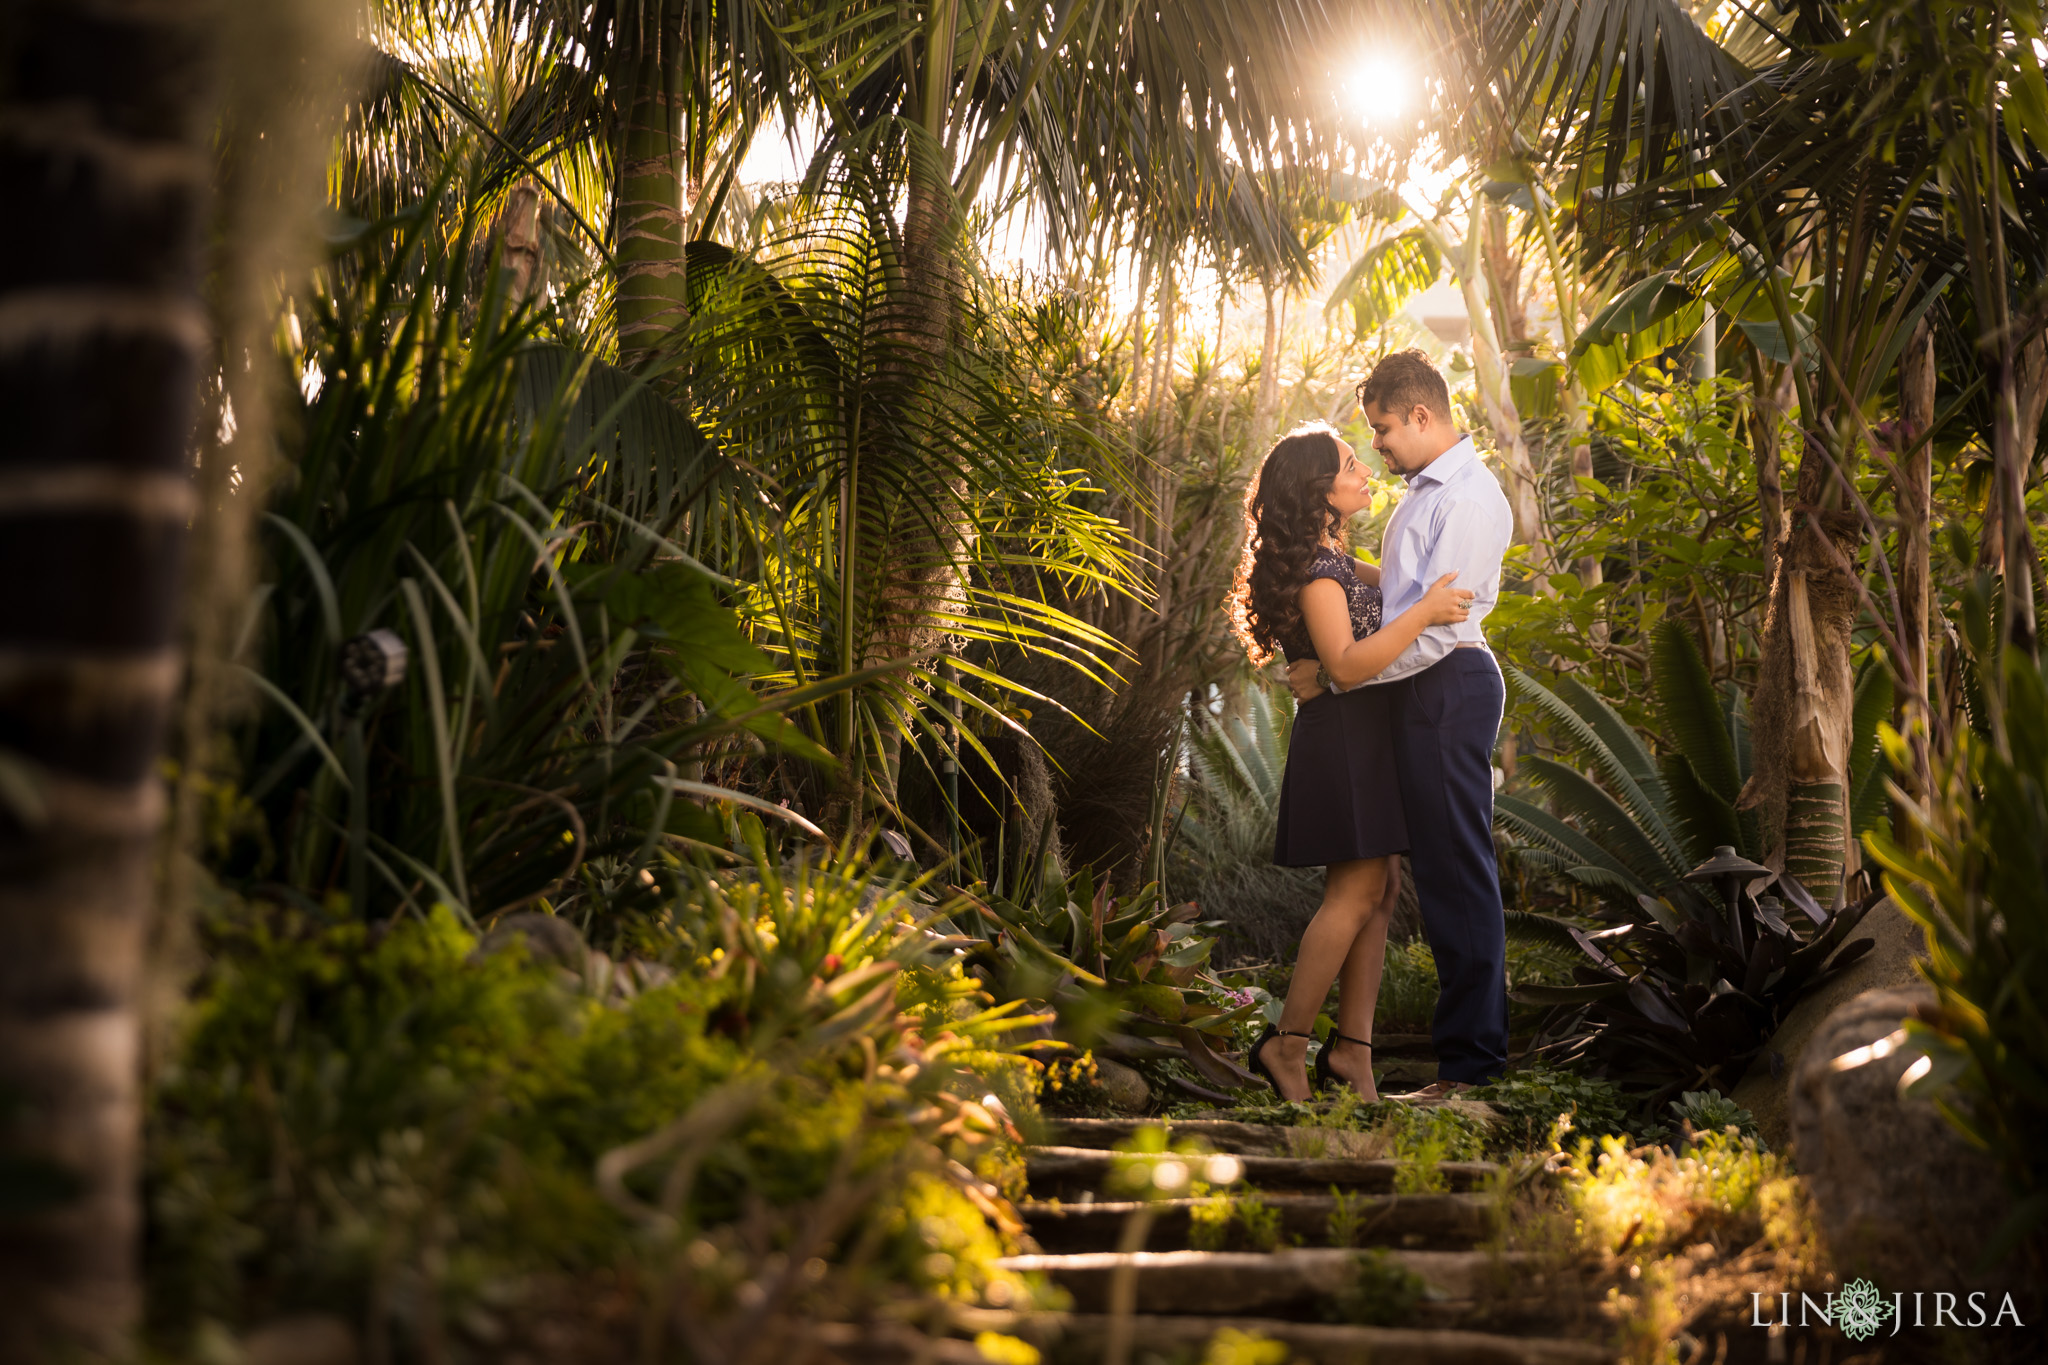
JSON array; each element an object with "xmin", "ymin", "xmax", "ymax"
[{"xmin": 1356, "ymin": 349, "xmax": 1452, "ymax": 423}]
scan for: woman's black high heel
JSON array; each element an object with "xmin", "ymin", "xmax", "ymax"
[
  {"xmin": 1313, "ymin": 1031, "xmax": 1373, "ymax": 1095},
  {"xmin": 1248, "ymin": 1025, "xmax": 1316, "ymax": 1098}
]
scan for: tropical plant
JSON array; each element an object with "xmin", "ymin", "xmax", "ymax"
[
  {"xmin": 236, "ymin": 200, "xmax": 843, "ymax": 926},
  {"xmin": 1430, "ymin": 0, "xmax": 2048, "ymax": 903},
  {"xmin": 1499, "ymin": 621, "xmax": 1893, "ymax": 916},
  {"xmin": 668, "ymin": 202, "xmax": 1144, "ymax": 825},
  {"xmin": 1868, "ymin": 584, "xmax": 2048, "ymax": 1265},
  {"xmin": 1495, "ymin": 623, "xmax": 1889, "ymax": 1095},
  {"xmin": 1667, "ymin": 1089, "xmax": 1760, "ymax": 1144},
  {"xmin": 953, "ymin": 857, "xmax": 1260, "ymax": 1104},
  {"xmin": 1175, "ymin": 681, "xmax": 1324, "ymax": 961},
  {"xmin": 147, "ymin": 835, "xmax": 1050, "ymax": 1356}
]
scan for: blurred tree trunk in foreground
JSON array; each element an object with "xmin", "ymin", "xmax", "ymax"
[{"xmin": 0, "ymin": 0, "xmax": 210, "ymax": 1355}]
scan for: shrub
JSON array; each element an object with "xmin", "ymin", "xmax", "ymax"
[{"xmin": 146, "ymin": 845, "xmax": 1047, "ymax": 1354}]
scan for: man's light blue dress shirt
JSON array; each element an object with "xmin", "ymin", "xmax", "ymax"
[{"xmin": 1362, "ymin": 434, "xmax": 1513, "ymax": 686}]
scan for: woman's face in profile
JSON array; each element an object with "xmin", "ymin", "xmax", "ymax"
[{"xmin": 1325, "ymin": 439, "xmax": 1373, "ymax": 521}]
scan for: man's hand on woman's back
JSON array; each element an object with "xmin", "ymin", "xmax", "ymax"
[{"xmin": 1283, "ymin": 657, "xmax": 1323, "ymax": 702}]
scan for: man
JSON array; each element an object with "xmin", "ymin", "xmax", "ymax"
[{"xmin": 1288, "ymin": 349, "xmax": 1513, "ymax": 1096}]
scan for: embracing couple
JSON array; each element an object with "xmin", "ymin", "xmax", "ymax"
[{"xmin": 1228, "ymin": 349, "xmax": 1511, "ymax": 1105}]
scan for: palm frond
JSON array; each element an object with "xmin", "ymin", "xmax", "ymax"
[
  {"xmin": 1507, "ymin": 664, "xmax": 1682, "ymax": 860},
  {"xmin": 1650, "ymin": 619, "xmax": 1743, "ymax": 798}
]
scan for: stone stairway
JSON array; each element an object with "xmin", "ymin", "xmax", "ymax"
[{"xmin": 973, "ymin": 1115, "xmax": 1616, "ymax": 1365}]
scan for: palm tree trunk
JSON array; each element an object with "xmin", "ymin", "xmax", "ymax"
[
  {"xmin": 615, "ymin": 2, "xmax": 689, "ymax": 375},
  {"xmin": 1894, "ymin": 320, "xmax": 1935, "ymax": 845},
  {"xmin": 1748, "ymin": 353, "xmax": 1794, "ymax": 588},
  {"xmin": 0, "ymin": 1, "xmax": 210, "ymax": 1355},
  {"xmin": 1745, "ymin": 432, "xmax": 1862, "ymax": 904}
]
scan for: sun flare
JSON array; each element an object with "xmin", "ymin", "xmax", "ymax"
[{"xmin": 1344, "ymin": 55, "xmax": 1412, "ymax": 124}]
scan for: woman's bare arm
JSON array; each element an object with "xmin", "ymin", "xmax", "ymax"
[{"xmin": 1299, "ymin": 573, "xmax": 1470, "ymax": 689}]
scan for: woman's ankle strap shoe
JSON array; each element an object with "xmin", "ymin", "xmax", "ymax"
[
  {"xmin": 1248, "ymin": 1025, "xmax": 1314, "ymax": 1097},
  {"xmin": 1313, "ymin": 1031, "xmax": 1373, "ymax": 1094}
]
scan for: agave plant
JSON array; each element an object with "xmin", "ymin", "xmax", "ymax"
[{"xmin": 1495, "ymin": 623, "xmax": 1890, "ymax": 1095}]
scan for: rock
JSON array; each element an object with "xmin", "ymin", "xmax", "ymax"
[
  {"xmin": 474, "ymin": 910, "xmax": 587, "ymax": 969},
  {"xmin": 244, "ymin": 1316, "xmax": 358, "ymax": 1365},
  {"xmin": 1089, "ymin": 1056, "xmax": 1151, "ymax": 1112},
  {"xmin": 1731, "ymin": 896, "xmax": 1925, "ymax": 1150},
  {"xmin": 1789, "ymin": 986, "xmax": 2036, "ymax": 1296}
]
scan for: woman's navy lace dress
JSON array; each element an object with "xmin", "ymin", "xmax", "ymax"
[{"xmin": 1272, "ymin": 547, "xmax": 1410, "ymax": 866}]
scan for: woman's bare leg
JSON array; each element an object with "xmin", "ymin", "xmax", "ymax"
[
  {"xmin": 1326, "ymin": 856, "xmax": 1402, "ymax": 1100},
  {"xmin": 1260, "ymin": 857, "xmax": 1389, "ymax": 1102}
]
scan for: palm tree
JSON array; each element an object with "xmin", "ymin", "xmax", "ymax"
[
  {"xmin": 0, "ymin": 1, "xmax": 212, "ymax": 1355},
  {"xmin": 1403, "ymin": 0, "xmax": 2048, "ymax": 902}
]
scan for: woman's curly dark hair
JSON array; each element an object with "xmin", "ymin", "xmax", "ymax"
[{"xmin": 1229, "ymin": 422, "xmax": 1345, "ymax": 665}]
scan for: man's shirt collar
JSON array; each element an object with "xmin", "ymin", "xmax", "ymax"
[{"xmin": 1405, "ymin": 434, "xmax": 1477, "ymax": 488}]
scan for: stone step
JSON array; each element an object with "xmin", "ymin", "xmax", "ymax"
[
  {"xmin": 1024, "ymin": 1145, "xmax": 1499, "ymax": 1200},
  {"xmin": 1018, "ymin": 1192, "xmax": 1497, "ymax": 1253},
  {"xmin": 1047, "ymin": 1118, "xmax": 1387, "ymax": 1157},
  {"xmin": 994, "ymin": 1247, "xmax": 1534, "ymax": 1318},
  {"xmin": 1031, "ymin": 1315, "xmax": 1614, "ymax": 1365}
]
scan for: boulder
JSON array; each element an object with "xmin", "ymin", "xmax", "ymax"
[
  {"xmin": 1089, "ymin": 1057, "xmax": 1152, "ymax": 1113},
  {"xmin": 474, "ymin": 910, "xmax": 587, "ymax": 970},
  {"xmin": 1730, "ymin": 897, "xmax": 1925, "ymax": 1150},
  {"xmin": 1789, "ymin": 986, "xmax": 2034, "ymax": 1296},
  {"xmin": 244, "ymin": 1316, "xmax": 358, "ymax": 1365}
]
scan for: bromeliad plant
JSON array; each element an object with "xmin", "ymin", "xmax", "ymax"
[
  {"xmin": 952, "ymin": 849, "xmax": 1259, "ymax": 1103},
  {"xmin": 1496, "ymin": 623, "xmax": 1887, "ymax": 1096}
]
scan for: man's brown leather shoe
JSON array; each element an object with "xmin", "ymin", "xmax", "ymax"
[{"xmin": 1387, "ymin": 1079, "xmax": 1476, "ymax": 1103}]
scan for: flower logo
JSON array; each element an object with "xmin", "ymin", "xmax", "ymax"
[{"xmin": 1836, "ymin": 1278, "xmax": 1894, "ymax": 1342}]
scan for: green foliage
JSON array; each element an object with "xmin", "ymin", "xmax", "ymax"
[
  {"xmin": 1374, "ymin": 938, "xmax": 1441, "ymax": 1032},
  {"xmin": 1376, "ymin": 935, "xmax": 1583, "ymax": 1035},
  {"xmin": 956, "ymin": 862, "xmax": 1258, "ymax": 1103},
  {"xmin": 239, "ymin": 199, "xmax": 819, "ymax": 927},
  {"xmin": 1667, "ymin": 1090, "xmax": 1761, "ymax": 1145},
  {"xmin": 146, "ymin": 843, "xmax": 1046, "ymax": 1348},
  {"xmin": 1382, "ymin": 1106, "xmax": 1488, "ymax": 1194},
  {"xmin": 1187, "ymin": 1196, "xmax": 1234, "ymax": 1251},
  {"xmin": 1175, "ymin": 682, "xmax": 1324, "ymax": 962},
  {"xmin": 1323, "ymin": 1249, "xmax": 1428, "ymax": 1328},
  {"xmin": 1486, "ymin": 377, "xmax": 1772, "ymax": 695},
  {"xmin": 1558, "ymin": 1130, "xmax": 1805, "ymax": 1264},
  {"xmin": 1325, "ymin": 1187, "xmax": 1374, "ymax": 1249},
  {"xmin": 1201, "ymin": 1327, "xmax": 1290, "ymax": 1365},
  {"xmin": 1868, "ymin": 616, "xmax": 2048, "ymax": 1263},
  {"xmin": 1469, "ymin": 1065, "xmax": 1633, "ymax": 1151},
  {"xmin": 1494, "ymin": 623, "xmax": 1886, "ymax": 1095},
  {"xmin": 1232, "ymin": 1191, "xmax": 1289, "ymax": 1253},
  {"xmin": 1325, "ymin": 225, "xmax": 1444, "ymax": 337}
]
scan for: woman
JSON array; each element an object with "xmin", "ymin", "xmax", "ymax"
[{"xmin": 1227, "ymin": 422, "xmax": 1471, "ymax": 1102}]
